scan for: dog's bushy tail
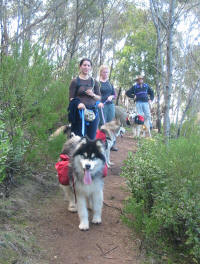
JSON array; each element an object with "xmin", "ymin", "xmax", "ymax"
[{"xmin": 49, "ymin": 124, "xmax": 71, "ymax": 141}]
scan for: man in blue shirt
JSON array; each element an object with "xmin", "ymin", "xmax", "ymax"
[{"xmin": 126, "ymin": 75, "xmax": 154, "ymax": 129}]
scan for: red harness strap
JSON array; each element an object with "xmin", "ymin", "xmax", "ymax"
[{"xmin": 96, "ymin": 130, "xmax": 108, "ymax": 177}]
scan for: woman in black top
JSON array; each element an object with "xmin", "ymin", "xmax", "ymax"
[
  {"xmin": 68, "ymin": 58, "xmax": 103, "ymax": 139},
  {"xmin": 98, "ymin": 65, "xmax": 116, "ymax": 127}
]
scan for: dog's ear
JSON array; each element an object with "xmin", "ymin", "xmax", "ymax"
[
  {"xmin": 96, "ymin": 139, "xmax": 104, "ymax": 147},
  {"xmin": 80, "ymin": 136, "xmax": 88, "ymax": 144}
]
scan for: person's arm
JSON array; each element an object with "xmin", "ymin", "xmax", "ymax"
[
  {"xmin": 86, "ymin": 80, "xmax": 101, "ymax": 101},
  {"xmin": 125, "ymin": 86, "xmax": 135, "ymax": 99},
  {"xmin": 147, "ymin": 85, "xmax": 154, "ymax": 101},
  {"xmin": 69, "ymin": 79, "xmax": 77, "ymax": 101}
]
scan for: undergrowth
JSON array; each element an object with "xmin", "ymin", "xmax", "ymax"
[
  {"xmin": 0, "ymin": 42, "xmax": 76, "ymax": 186},
  {"xmin": 121, "ymin": 132, "xmax": 200, "ymax": 263}
]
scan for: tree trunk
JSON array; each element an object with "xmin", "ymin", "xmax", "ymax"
[
  {"xmin": 150, "ymin": 0, "xmax": 165, "ymax": 133},
  {"xmin": 0, "ymin": 0, "xmax": 9, "ymax": 57},
  {"xmin": 155, "ymin": 28, "xmax": 162, "ymax": 133},
  {"xmin": 177, "ymin": 78, "xmax": 200, "ymax": 137},
  {"xmin": 116, "ymin": 87, "xmax": 122, "ymax": 106},
  {"xmin": 164, "ymin": 0, "xmax": 175, "ymax": 140},
  {"xmin": 99, "ymin": 2, "xmax": 105, "ymax": 66}
]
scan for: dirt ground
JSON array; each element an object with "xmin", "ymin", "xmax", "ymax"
[{"xmin": 32, "ymin": 135, "xmax": 144, "ymax": 264}]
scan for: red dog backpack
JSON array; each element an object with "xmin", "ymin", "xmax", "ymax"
[
  {"xmin": 135, "ymin": 115, "xmax": 145, "ymax": 125},
  {"xmin": 55, "ymin": 154, "xmax": 70, "ymax": 185}
]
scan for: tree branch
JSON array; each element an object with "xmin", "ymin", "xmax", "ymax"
[{"xmin": 1, "ymin": 1, "xmax": 65, "ymax": 48}]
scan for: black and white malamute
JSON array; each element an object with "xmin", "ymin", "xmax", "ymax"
[
  {"xmin": 127, "ymin": 111, "xmax": 151, "ymax": 138},
  {"xmin": 60, "ymin": 135, "xmax": 106, "ymax": 231},
  {"xmin": 98, "ymin": 120, "xmax": 125, "ymax": 167}
]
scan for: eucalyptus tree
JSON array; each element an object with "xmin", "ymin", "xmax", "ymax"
[
  {"xmin": 176, "ymin": 45, "xmax": 200, "ymax": 136},
  {"xmin": 149, "ymin": 0, "xmax": 200, "ymax": 139}
]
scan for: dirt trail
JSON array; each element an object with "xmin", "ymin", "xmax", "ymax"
[{"xmin": 33, "ymin": 135, "xmax": 144, "ymax": 264}]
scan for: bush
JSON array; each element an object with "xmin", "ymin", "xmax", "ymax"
[
  {"xmin": 121, "ymin": 134, "xmax": 200, "ymax": 263},
  {"xmin": 0, "ymin": 120, "xmax": 11, "ymax": 183},
  {"xmin": 0, "ymin": 43, "xmax": 76, "ymax": 183}
]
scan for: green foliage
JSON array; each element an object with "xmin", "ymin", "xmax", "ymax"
[
  {"xmin": 0, "ymin": 43, "xmax": 74, "ymax": 182},
  {"xmin": 122, "ymin": 134, "xmax": 200, "ymax": 263},
  {"xmin": 113, "ymin": 8, "xmax": 156, "ymax": 88},
  {"xmin": 180, "ymin": 116, "xmax": 200, "ymax": 138},
  {"xmin": 0, "ymin": 120, "xmax": 11, "ymax": 183}
]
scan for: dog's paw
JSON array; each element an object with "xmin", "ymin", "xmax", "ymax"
[
  {"xmin": 92, "ymin": 217, "xmax": 102, "ymax": 225},
  {"xmin": 79, "ymin": 222, "xmax": 89, "ymax": 231},
  {"xmin": 107, "ymin": 161, "xmax": 114, "ymax": 167},
  {"xmin": 68, "ymin": 203, "xmax": 77, "ymax": 213},
  {"xmin": 106, "ymin": 162, "xmax": 111, "ymax": 168}
]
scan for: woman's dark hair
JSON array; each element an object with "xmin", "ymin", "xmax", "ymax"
[{"xmin": 79, "ymin": 58, "xmax": 92, "ymax": 67}]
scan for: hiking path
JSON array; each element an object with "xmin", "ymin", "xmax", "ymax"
[{"xmin": 32, "ymin": 135, "xmax": 144, "ymax": 264}]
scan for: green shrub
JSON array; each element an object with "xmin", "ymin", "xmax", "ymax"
[
  {"xmin": 122, "ymin": 134, "xmax": 200, "ymax": 263},
  {"xmin": 0, "ymin": 43, "xmax": 76, "ymax": 182},
  {"xmin": 0, "ymin": 120, "xmax": 11, "ymax": 183}
]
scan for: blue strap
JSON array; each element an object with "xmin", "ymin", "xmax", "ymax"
[
  {"xmin": 79, "ymin": 109, "xmax": 85, "ymax": 136},
  {"xmin": 81, "ymin": 110, "xmax": 85, "ymax": 136}
]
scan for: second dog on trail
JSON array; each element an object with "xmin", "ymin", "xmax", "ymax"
[{"xmin": 96, "ymin": 120, "xmax": 125, "ymax": 167}]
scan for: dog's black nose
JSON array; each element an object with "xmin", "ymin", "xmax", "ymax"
[{"xmin": 85, "ymin": 164, "xmax": 91, "ymax": 170}]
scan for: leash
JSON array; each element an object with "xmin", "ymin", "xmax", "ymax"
[
  {"xmin": 72, "ymin": 174, "xmax": 77, "ymax": 204},
  {"xmin": 100, "ymin": 107, "xmax": 106, "ymax": 125},
  {"xmin": 78, "ymin": 109, "xmax": 85, "ymax": 136},
  {"xmin": 100, "ymin": 99, "xmax": 109, "ymax": 125},
  {"xmin": 71, "ymin": 108, "xmax": 85, "ymax": 203},
  {"xmin": 81, "ymin": 109, "xmax": 85, "ymax": 136}
]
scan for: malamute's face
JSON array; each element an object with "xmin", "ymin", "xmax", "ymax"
[{"xmin": 73, "ymin": 138, "xmax": 106, "ymax": 184}]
